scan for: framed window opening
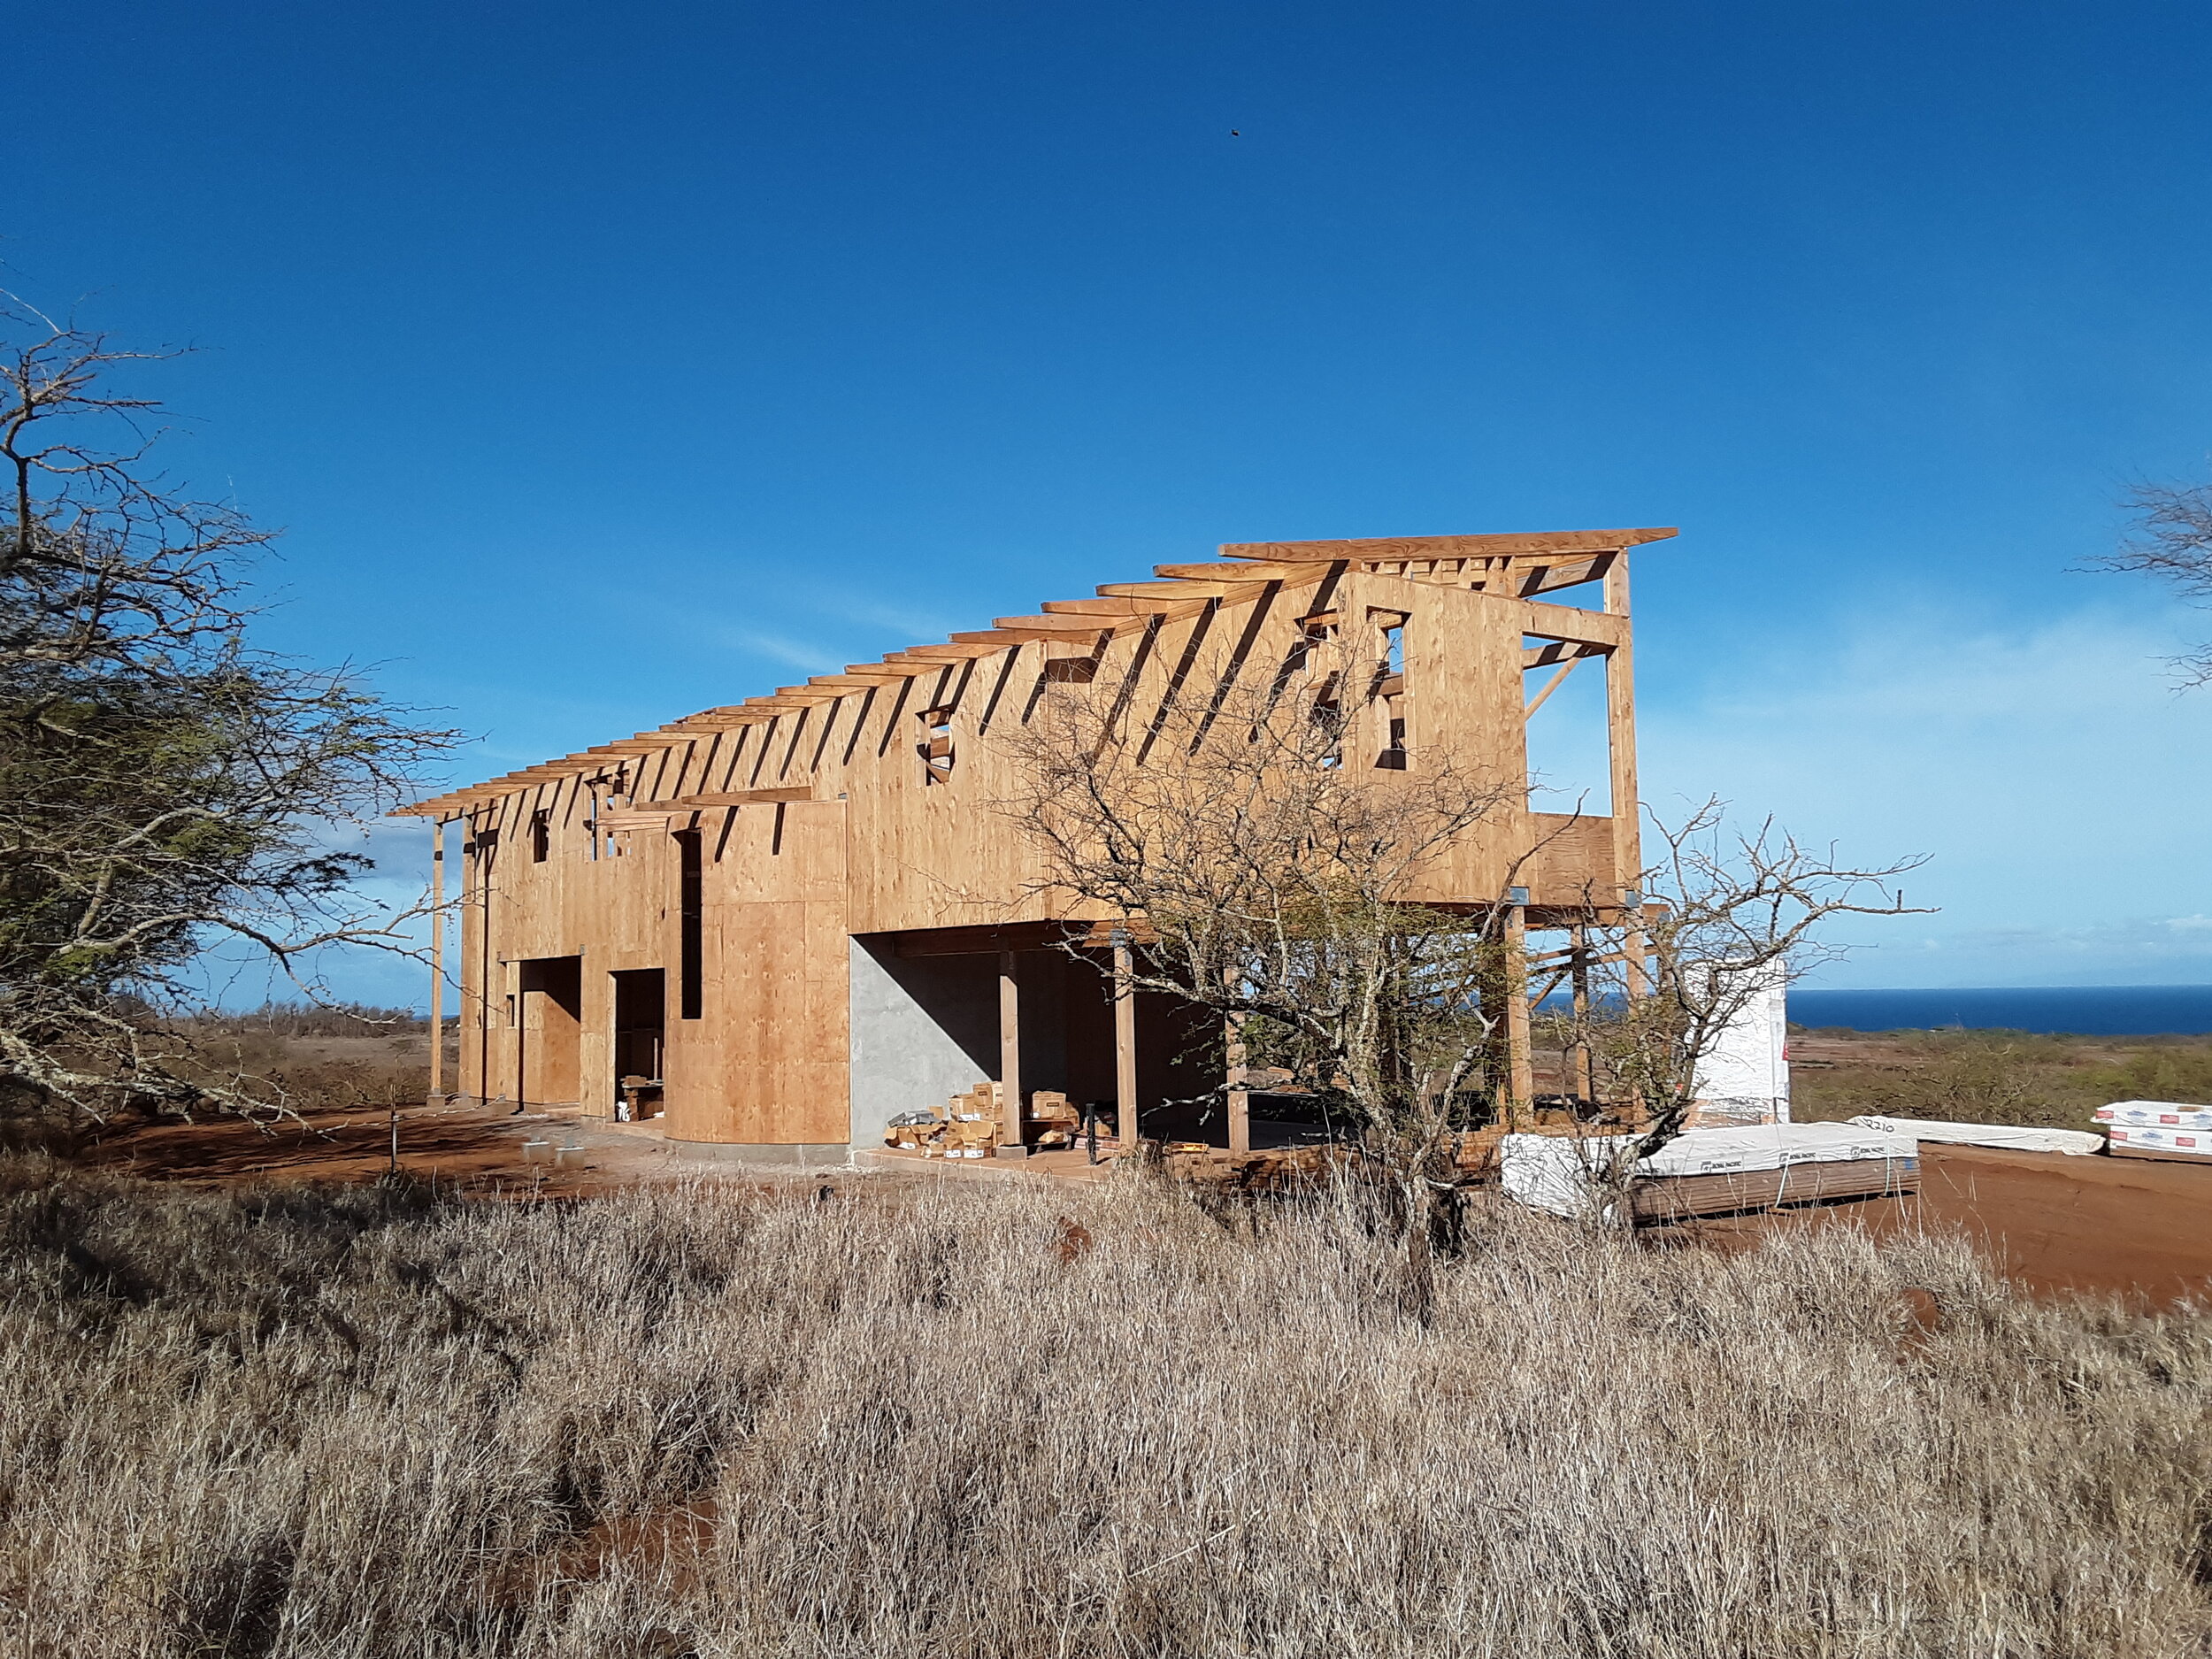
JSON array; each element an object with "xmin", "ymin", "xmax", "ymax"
[{"xmin": 916, "ymin": 705, "xmax": 957, "ymax": 782}]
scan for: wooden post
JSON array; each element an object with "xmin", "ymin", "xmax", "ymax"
[
  {"xmin": 428, "ymin": 818, "xmax": 446, "ymax": 1103},
  {"xmin": 1602, "ymin": 553, "xmax": 1641, "ymax": 899},
  {"xmin": 998, "ymin": 950, "xmax": 1023, "ymax": 1151},
  {"xmin": 1569, "ymin": 922, "xmax": 1594, "ymax": 1104},
  {"xmin": 1113, "ymin": 934, "xmax": 1138, "ymax": 1148},
  {"xmin": 1506, "ymin": 899, "xmax": 1534, "ymax": 1116},
  {"xmin": 1225, "ymin": 969, "xmax": 1250, "ymax": 1155}
]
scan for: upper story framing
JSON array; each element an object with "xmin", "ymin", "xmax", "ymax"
[{"xmin": 398, "ymin": 526, "xmax": 1675, "ymax": 929}]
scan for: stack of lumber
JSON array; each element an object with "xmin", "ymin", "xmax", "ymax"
[
  {"xmin": 1502, "ymin": 1122, "xmax": 1919, "ymax": 1223},
  {"xmin": 1850, "ymin": 1114, "xmax": 2103, "ymax": 1156},
  {"xmin": 2098, "ymin": 1101, "xmax": 2212, "ymax": 1160}
]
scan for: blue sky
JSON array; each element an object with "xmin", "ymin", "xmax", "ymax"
[{"xmin": 15, "ymin": 0, "xmax": 2212, "ymax": 999}]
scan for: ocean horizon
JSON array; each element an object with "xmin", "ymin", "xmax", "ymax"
[{"xmin": 1789, "ymin": 984, "xmax": 2212, "ymax": 1036}]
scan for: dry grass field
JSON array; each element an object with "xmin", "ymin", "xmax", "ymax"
[
  {"xmin": 1789, "ymin": 1026, "xmax": 2212, "ymax": 1129},
  {"xmin": 5, "ymin": 1157, "xmax": 2211, "ymax": 1658}
]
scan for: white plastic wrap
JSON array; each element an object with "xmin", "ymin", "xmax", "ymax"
[
  {"xmin": 2096, "ymin": 1102, "xmax": 2212, "ymax": 1131},
  {"xmin": 1501, "ymin": 1122, "xmax": 1918, "ymax": 1218},
  {"xmin": 2107, "ymin": 1125, "xmax": 2212, "ymax": 1158},
  {"xmin": 1689, "ymin": 960, "xmax": 1791, "ymax": 1125},
  {"xmin": 1849, "ymin": 1115, "xmax": 2104, "ymax": 1156},
  {"xmin": 1499, "ymin": 1133, "xmax": 1631, "ymax": 1220}
]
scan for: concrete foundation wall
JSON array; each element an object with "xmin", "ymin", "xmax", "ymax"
[{"xmin": 847, "ymin": 939, "xmax": 997, "ymax": 1147}]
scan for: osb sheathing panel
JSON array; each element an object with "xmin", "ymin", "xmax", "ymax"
[{"xmin": 662, "ymin": 800, "xmax": 850, "ymax": 1146}]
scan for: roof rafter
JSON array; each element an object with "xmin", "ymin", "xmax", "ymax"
[
  {"xmin": 396, "ymin": 526, "xmax": 1671, "ymax": 815},
  {"xmin": 1221, "ymin": 527, "xmax": 1676, "ymax": 562}
]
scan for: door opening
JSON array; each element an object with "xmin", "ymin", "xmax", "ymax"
[{"xmin": 611, "ymin": 968, "xmax": 666, "ymax": 1121}]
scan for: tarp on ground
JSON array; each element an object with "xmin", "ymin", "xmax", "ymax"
[
  {"xmin": 2097, "ymin": 1101, "xmax": 2212, "ymax": 1131},
  {"xmin": 1849, "ymin": 1115, "xmax": 2104, "ymax": 1156},
  {"xmin": 1501, "ymin": 1122, "xmax": 1918, "ymax": 1219}
]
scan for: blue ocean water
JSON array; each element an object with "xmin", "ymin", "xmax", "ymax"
[{"xmin": 1789, "ymin": 986, "xmax": 2212, "ymax": 1036}]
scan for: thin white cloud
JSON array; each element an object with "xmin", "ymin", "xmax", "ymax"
[
  {"xmin": 720, "ymin": 629, "xmax": 846, "ymax": 673},
  {"xmin": 1643, "ymin": 601, "xmax": 2212, "ymax": 987}
]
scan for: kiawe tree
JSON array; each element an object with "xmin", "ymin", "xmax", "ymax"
[
  {"xmin": 2098, "ymin": 477, "xmax": 2212, "ymax": 687},
  {"xmin": 1543, "ymin": 800, "xmax": 1929, "ymax": 1179},
  {"xmin": 998, "ymin": 611, "xmax": 1930, "ymax": 1283},
  {"xmin": 996, "ymin": 633, "xmax": 1531, "ymax": 1313},
  {"xmin": 0, "ymin": 294, "xmax": 457, "ymax": 1119}
]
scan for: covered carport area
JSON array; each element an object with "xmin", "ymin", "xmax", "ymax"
[{"xmin": 846, "ymin": 922, "xmax": 1233, "ymax": 1156}]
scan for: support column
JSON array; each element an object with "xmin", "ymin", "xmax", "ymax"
[
  {"xmin": 998, "ymin": 950, "xmax": 1024, "ymax": 1151},
  {"xmin": 1505, "ymin": 896, "xmax": 1534, "ymax": 1119},
  {"xmin": 428, "ymin": 818, "xmax": 446, "ymax": 1103},
  {"xmin": 1225, "ymin": 1000, "xmax": 1250, "ymax": 1156},
  {"xmin": 1569, "ymin": 922, "xmax": 1594, "ymax": 1104},
  {"xmin": 1602, "ymin": 553, "xmax": 1641, "ymax": 888},
  {"xmin": 1112, "ymin": 934, "xmax": 1138, "ymax": 1148}
]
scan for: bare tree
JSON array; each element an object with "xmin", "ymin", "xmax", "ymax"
[
  {"xmin": 1547, "ymin": 798, "xmax": 1930, "ymax": 1191},
  {"xmin": 2093, "ymin": 479, "xmax": 2212, "ymax": 686},
  {"xmin": 0, "ymin": 294, "xmax": 459, "ymax": 1121},
  {"xmin": 995, "ymin": 635, "xmax": 1526, "ymax": 1314}
]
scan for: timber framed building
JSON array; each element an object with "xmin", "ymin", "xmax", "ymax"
[{"xmin": 400, "ymin": 527, "xmax": 1671, "ymax": 1159}]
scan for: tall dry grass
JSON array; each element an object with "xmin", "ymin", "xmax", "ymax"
[{"xmin": 4, "ymin": 1159, "xmax": 2209, "ymax": 1657}]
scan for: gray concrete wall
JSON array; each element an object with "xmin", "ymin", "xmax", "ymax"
[{"xmin": 847, "ymin": 938, "xmax": 997, "ymax": 1147}]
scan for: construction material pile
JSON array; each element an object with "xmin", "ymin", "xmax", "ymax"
[
  {"xmin": 2098, "ymin": 1101, "xmax": 2212, "ymax": 1159},
  {"xmin": 1849, "ymin": 1114, "xmax": 2103, "ymax": 1156},
  {"xmin": 1502, "ymin": 1121, "xmax": 1919, "ymax": 1223},
  {"xmin": 884, "ymin": 1082, "xmax": 1005, "ymax": 1158},
  {"xmin": 1026, "ymin": 1091, "xmax": 1086, "ymax": 1148}
]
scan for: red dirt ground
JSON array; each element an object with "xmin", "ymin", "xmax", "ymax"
[
  {"xmin": 1673, "ymin": 1143, "xmax": 2212, "ymax": 1306},
  {"xmin": 68, "ymin": 1098, "xmax": 694, "ymax": 1198}
]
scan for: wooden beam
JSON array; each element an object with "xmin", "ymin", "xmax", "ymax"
[
  {"xmin": 999, "ymin": 951, "xmax": 1023, "ymax": 1152},
  {"xmin": 888, "ymin": 643, "xmax": 1002, "ymax": 663},
  {"xmin": 1224, "ymin": 971, "xmax": 1250, "ymax": 1156},
  {"xmin": 1570, "ymin": 925, "xmax": 1594, "ymax": 1103},
  {"xmin": 890, "ymin": 920, "xmax": 1095, "ymax": 957},
  {"xmin": 1113, "ymin": 935, "xmax": 1139, "ymax": 1146},
  {"xmin": 668, "ymin": 705, "xmax": 754, "ymax": 724},
  {"xmin": 1150, "ymin": 561, "xmax": 1307, "ymax": 582},
  {"xmin": 1517, "ymin": 552, "xmax": 1613, "ymax": 595},
  {"xmin": 806, "ymin": 674, "xmax": 899, "ymax": 690},
  {"xmin": 1522, "ymin": 640, "xmax": 1609, "ymax": 669},
  {"xmin": 428, "ymin": 819, "xmax": 445, "ymax": 1102},
  {"xmin": 1221, "ymin": 527, "xmax": 1678, "ymax": 562},
  {"xmin": 842, "ymin": 664, "xmax": 918, "ymax": 680},
  {"xmin": 1524, "ymin": 657, "xmax": 1582, "ymax": 718},
  {"xmin": 991, "ymin": 613, "xmax": 1117, "ymax": 634},
  {"xmin": 1513, "ymin": 599, "xmax": 1631, "ymax": 651},
  {"xmin": 1041, "ymin": 597, "xmax": 1214, "ymax": 622},
  {"xmin": 1095, "ymin": 580, "xmax": 1233, "ymax": 600},
  {"xmin": 1605, "ymin": 557, "xmax": 1641, "ymax": 902},
  {"xmin": 658, "ymin": 787, "xmax": 812, "ymax": 807},
  {"xmin": 1506, "ymin": 899, "xmax": 1533, "ymax": 1118}
]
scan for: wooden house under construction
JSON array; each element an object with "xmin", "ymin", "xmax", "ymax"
[{"xmin": 398, "ymin": 528, "xmax": 1671, "ymax": 1160}]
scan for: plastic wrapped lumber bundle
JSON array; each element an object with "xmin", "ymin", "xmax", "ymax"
[
  {"xmin": 1502, "ymin": 1123, "xmax": 1919, "ymax": 1224},
  {"xmin": 2097, "ymin": 1102, "xmax": 2212, "ymax": 1131},
  {"xmin": 1850, "ymin": 1115, "xmax": 2104, "ymax": 1156},
  {"xmin": 2106, "ymin": 1124, "xmax": 2212, "ymax": 1160}
]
